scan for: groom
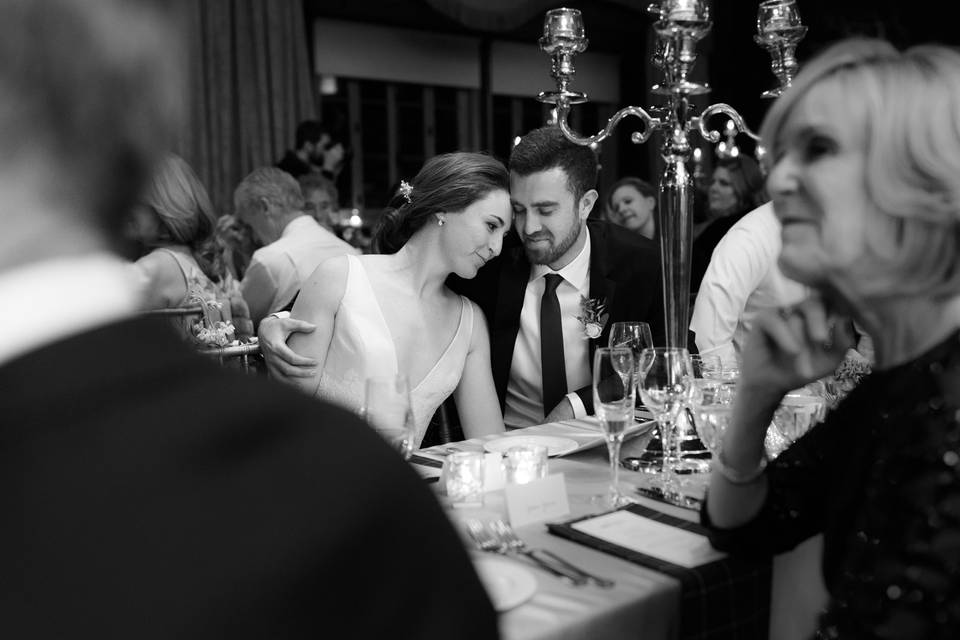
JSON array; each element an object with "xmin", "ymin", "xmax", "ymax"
[
  {"xmin": 449, "ymin": 126, "xmax": 665, "ymax": 427},
  {"xmin": 262, "ymin": 126, "xmax": 666, "ymax": 428}
]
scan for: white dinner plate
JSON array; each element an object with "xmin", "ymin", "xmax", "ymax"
[
  {"xmin": 472, "ymin": 556, "xmax": 537, "ymax": 612},
  {"xmin": 483, "ymin": 435, "xmax": 579, "ymax": 457}
]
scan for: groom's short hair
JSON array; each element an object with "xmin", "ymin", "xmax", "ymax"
[{"xmin": 509, "ymin": 126, "xmax": 599, "ymax": 202}]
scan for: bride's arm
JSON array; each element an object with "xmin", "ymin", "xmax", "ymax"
[
  {"xmin": 287, "ymin": 256, "xmax": 348, "ymax": 396},
  {"xmin": 453, "ymin": 302, "xmax": 505, "ymax": 439}
]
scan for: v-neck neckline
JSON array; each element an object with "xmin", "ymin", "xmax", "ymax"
[{"xmin": 352, "ymin": 257, "xmax": 466, "ymax": 392}]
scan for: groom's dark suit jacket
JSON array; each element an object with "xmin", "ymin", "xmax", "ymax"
[
  {"xmin": 0, "ymin": 317, "xmax": 496, "ymax": 638},
  {"xmin": 450, "ymin": 218, "xmax": 667, "ymax": 415}
]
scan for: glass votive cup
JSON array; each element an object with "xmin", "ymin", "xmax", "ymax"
[
  {"xmin": 502, "ymin": 445, "xmax": 548, "ymax": 485},
  {"xmin": 445, "ymin": 451, "xmax": 486, "ymax": 507}
]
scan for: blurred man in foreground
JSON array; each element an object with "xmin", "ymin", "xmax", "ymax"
[{"xmin": 0, "ymin": 1, "xmax": 496, "ymax": 637}]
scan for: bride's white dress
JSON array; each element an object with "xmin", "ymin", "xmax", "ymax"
[{"xmin": 315, "ymin": 254, "xmax": 474, "ymax": 446}]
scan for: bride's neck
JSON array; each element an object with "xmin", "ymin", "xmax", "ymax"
[{"xmin": 391, "ymin": 239, "xmax": 447, "ymax": 296}]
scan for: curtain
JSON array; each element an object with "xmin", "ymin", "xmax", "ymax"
[{"xmin": 178, "ymin": 0, "xmax": 317, "ymax": 213}]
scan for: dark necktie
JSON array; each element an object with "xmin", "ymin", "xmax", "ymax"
[{"xmin": 540, "ymin": 273, "xmax": 567, "ymax": 415}]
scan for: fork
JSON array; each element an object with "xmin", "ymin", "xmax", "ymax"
[
  {"xmin": 490, "ymin": 520, "xmax": 615, "ymax": 589},
  {"xmin": 465, "ymin": 520, "xmax": 588, "ymax": 586}
]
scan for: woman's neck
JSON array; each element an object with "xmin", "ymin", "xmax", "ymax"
[
  {"xmin": 851, "ymin": 294, "xmax": 960, "ymax": 370},
  {"xmin": 390, "ymin": 236, "xmax": 447, "ymax": 297}
]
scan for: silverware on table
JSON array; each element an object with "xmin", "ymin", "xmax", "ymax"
[
  {"xmin": 464, "ymin": 519, "xmax": 588, "ymax": 586},
  {"xmin": 490, "ymin": 520, "xmax": 615, "ymax": 589}
]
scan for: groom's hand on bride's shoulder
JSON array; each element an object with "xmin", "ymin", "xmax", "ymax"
[{"xmin": 258, "ymin": 314, "xmax": 318, "ymax": 380}]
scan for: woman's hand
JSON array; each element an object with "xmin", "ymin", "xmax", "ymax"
[{"xmin": 740, "ymin": 297, "xmax": 856, "ymax": 397}]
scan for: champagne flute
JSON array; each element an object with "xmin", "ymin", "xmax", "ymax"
[
  {"xmin": 593, "ymin": 347, "xmax": 636, "ymax": 508},
  {"xmin": 637, "ymin": 347, "xmax": 694, "ymax": 500},
  {"xmin": 609, "ymin": 321, "xmax": 653, "ymax": 419},
  {"xmin": 361, "ymin": 375, "xmax": 417, "ymax": 460}
]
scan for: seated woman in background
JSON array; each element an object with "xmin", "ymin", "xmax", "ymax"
[
  {"xmin": 287, "ymin": 152, "xmax": 510, "ymax": 446},
  {"xmin": 130, "ymin": 154, "xmax": 252, "ymax": 342},
  {"xmin": 703, "ymin": 38, "xmax": 960, "ymax": 638},
  {"xmin": 607, "ymin": 176, "xmax": 657, "ymax": 240},
  {"xmin": 691, "ymin": 155, "xmax": 766, "ymax": 292}
]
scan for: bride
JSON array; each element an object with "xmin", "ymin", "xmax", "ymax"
[{"xmin": 288, "ymin": 152, "xmax": 510, "ymax": 445}]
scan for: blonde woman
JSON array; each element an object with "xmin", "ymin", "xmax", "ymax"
[
  {"xmin": 703, "ymin": 39, "xmax": 960, "ymax": 637},
  {"xmin": 131, "ymin": 154, "xmax": 252, "ymax": 340}
]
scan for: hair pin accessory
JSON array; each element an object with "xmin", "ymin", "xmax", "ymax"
[{"xmin": 399, "ymin": 180, "xmax": 413, "ymax": 204}]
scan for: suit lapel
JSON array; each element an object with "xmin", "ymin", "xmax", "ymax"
[
  {"xmin": 490, "ymin": 247, "xmax": 530, "ymax": 408},
  {"xmin": 587, "ymin": 223, "xmax": 617, "ymax": 361}
]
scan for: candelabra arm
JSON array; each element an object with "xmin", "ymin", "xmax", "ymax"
[
  {"xmin": 556, "ymin": 103, "xmax": 661, "ymax": 147},
  {"xmin": 693, "ymin": 103, "xmax": 760, "ymax": 143}
]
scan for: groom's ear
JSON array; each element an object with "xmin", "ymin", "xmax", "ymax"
[{"xmin": 578, "ymin": 189, "xmax": 599, "ymax": 221}]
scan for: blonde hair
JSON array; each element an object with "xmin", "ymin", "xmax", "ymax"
[
  {"xmin": 143, "ymin": 153, "xmax": 222, "ymax": 281},
  {"xmin": 761, "ymin": 38, "xmax": 960, "ymax": 298}
]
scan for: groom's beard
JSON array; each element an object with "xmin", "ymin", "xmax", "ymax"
[{"xmin": 523, "ymin": 220, "xmax": 581, "ymax": 266}]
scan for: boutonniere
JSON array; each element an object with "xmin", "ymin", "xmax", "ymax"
[{"xmin": 576, "ymin": 296, "xmax": 608, "ymax": 339}]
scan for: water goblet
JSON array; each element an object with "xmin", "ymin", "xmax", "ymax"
[
  {"xmin": 361, "ymin": 375, "xmax": 417, "ymax": 460},
  {"xmin": 593, "ymin": 347, "xmax": 636, "ymax": 508},
  {"xmin": 637, "ymin": 347, "xmax": 694, "ymax": 500}
]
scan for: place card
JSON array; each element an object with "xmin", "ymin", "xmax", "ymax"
[
  {"xmin": 571, "ymin": 510, "xmax": 725, "ymax": 568},
  {"xmin": 504, "ymin": 473, "xmax": 570, "ymax": 528}
]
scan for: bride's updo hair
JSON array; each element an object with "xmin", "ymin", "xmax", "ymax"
[{"xmin": 374, "ymin": 152, "xmax": 509, "ymax": 254}]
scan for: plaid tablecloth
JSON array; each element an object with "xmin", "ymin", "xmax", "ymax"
[{"xmin": 548, "ymin": 502, "xmax": 771, "ymax": 640}]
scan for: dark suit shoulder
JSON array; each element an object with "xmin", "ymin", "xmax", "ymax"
[
  {"xmin": 0, "ymin": 318, "xmax": 497, "ymax": 639},
  {"xmin": 588, "ymin": 219, "xmax": 661, "ymax": 274}
]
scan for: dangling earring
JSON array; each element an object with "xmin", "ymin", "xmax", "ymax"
[{"xmin": 436, "ymin": 215, "xmax": 445, "ymax": 227}]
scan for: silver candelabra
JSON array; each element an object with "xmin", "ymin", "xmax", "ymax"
[{"xmin": 536, "ymin": 0, "xmax": 807, "ymax": 348}]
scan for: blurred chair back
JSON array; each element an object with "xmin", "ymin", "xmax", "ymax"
[
  {"xmin": 143, "ymin": 306, "xmax": 204, "ymax": 320},
  {"xmin": 197, "ymin": 342, "xmax": 263, "ymax": 375}
]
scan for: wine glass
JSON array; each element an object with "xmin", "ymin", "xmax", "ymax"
[
  {"xmin": 637, "ymin": 347, "xmax": 694, "ymax": 500},
  {"xmin": 609, "ymin": 321, "xmax": 654, "ymax": 416},
  {"xmin": 689, "ymin": 353, "xmax": 722, "ymax": 380},
  {"xmin": 361, "ymin": 376, "xmax": 417, "ymax": 460},
  {"xmin": 593, "ymin": 347, "xmax": 636, "ymax": 508},
  {"xmin": 688, "ymin": 378, "xmax": 736, "ymax": 456}
]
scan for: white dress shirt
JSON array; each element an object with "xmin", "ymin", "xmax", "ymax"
[
  {"xmin": 241, "ymin": 215, "xmax": 358, "ymax": 325},
  {"xmin": 690, "ymin": 203, "xmax": 808, "ymax": 368},
  {"xmin": 505, "ymin": 229, "xmax": 592, "ymax": 428},
  {"xmin": 0, "ymin": 254, "xmax": 142, "ymax": 368}
]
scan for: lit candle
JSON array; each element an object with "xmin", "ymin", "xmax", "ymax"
[{"xmin": 503, "ymin": 445, "xmax": 548, "ymax": 485}]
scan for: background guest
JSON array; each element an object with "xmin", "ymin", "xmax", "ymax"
[
  {"xmin": 288, "ymin": 152, "xmax": 511, "ymax": 446},
  {"xmin": 236, "ymin": 167, "xmax": 358, "ymax": 327},
  {"xmin": 690, "ymin": 202, "xmax": 808, "ymax": 369},
  {"xmin": 0, "ymin": 1, "xmax": 497, "ymax": 636},
  {"xmin": 275, "ymin": 119, "xmax": 330, "ymax": 179},
  {"xmin": 299, "ymin": 172, "xmax": 339, "ymax": 231},
  {"xmin": 703, "ymin": 38, "xmax": 960, "ymax": 638},
  {"xmin": 607, "ymin": 176, "xmax": 657, "ymax": 240},
  {"xmin": 691, "ymin": 155, "xmax": 766, "ymax": 292},
  {"xmin": 215, "ymin": 213, "xmax": 257, "ymax": 280},
  {"xmin": 130, "ymin": 153, "xmax": 252, "ymax": 340},
  {"xmin": 319, "ymin": 133, "xmax": 348, "ymax": 186}
]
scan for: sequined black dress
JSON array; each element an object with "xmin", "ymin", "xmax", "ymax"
[{"xmin": 702, "ymin": 332, "xmax": 960, "ymax": 639}]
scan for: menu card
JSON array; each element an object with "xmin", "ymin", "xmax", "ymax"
[{"xmin": 571, "ymin": 510, "xmax": 725, "ymax": 568}]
